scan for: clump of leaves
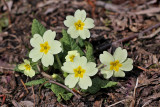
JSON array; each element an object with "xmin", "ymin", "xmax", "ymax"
[{"xmin": 87, "ymin": 77, "xmax": 117, "ymax": 94}]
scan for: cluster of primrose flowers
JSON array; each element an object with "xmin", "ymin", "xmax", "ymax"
[{"xmin": 18, "ymin": 9, "xmax": 133, "ymax": 90}]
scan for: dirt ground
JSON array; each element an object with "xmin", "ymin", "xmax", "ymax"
[{"xmin": 0, "ymin": 0, "xmax": 160, "ymax": 106}]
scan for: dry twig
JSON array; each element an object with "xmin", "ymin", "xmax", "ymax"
[
  {"xmin": 32, "ymin": 86, "xmax": 36, "ymax": 107},
  {"xmin": 96, "ymin": 22, "xmax": 160, "ymax": 51},
  {"xmin": 49, "ymin": 80, "xmax": 81, "ymax": 99},
  {"xmin": 130, "ymin": 78, "xmax": 139, "ymax": 107},
  {"xmin": 135, "ymin": 7, "xmax": 160, "ymax": 15},
  {"xmin": 20, "ymin": 79, "xmax": 29, "ymax": 94},
  {"xmin": 107, "ymin": 99, "xmax": 127, "ymax": 107},
  {"xmin": 40, "ymin": 71, "xmax": 81, "ymax": 99},
  {"xmin": 38, "ymin": 79, "xmax": 81, "ymax": 99},
  {"xmin": 139, "ymin": 27, "xmax": 160, "ymax": 39},
  {"xmin": 96, "ymin": 1, "xmax": 123, "ymax": 13}
]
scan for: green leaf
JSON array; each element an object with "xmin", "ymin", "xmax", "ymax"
[
  {"xmin": 78, "ymin": 37, "xmax": 85, "ymax": 47},
  {"xmin": 50, "ymin": 84, "xmax": 73, "ymax": 102},
  {"xmin": 85, "ymin": 41, "xmax": 95, "ymax": 62},
  {"xmin": 60, "ymin": 29, "xmax": 84, "ymax": 56},
  {"xmin": 87, "ymin": 77, "xmax": 102, "ymax": 94},
  {"xmin": 61, "ymin": 93, "xmax": 73, "ymax": 101},
  {"xmin": 31, "ymin": 19, "xmax": 46, "ymax": 36},
  {"xmin": 25, "ymin": 78, "xmax": 46, "ymax": 86},
  {"xmin": 101, "ymin": 81, "xmax": 117, "ymax": 88},
  {"xmin": 44, "ymin": 83, "xmax": 52, "ymax": 88},
  {"xmin": 87, "ymin": 77, "xmax": 117, "ymax": 94},
  {"xmin": 51, "ymin": 84, "xmax": 65, "ymax": 94},
  {"xmin": 57, "ymin": 95, "xmax": 62, "ymax": 102}
]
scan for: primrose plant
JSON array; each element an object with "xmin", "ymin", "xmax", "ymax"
[{"xmin": 16, "ymin": 9, "xmax": 133, "ymax": 102}]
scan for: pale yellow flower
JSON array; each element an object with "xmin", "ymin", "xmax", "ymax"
[
  {"xmin": 99, "ymin": 47, "xmax": 133, "ymax": 79},
  {"xmin": 18, "ymin": 59, "xmax": 35, "ymax": 77},
  {"xmin": 29, "ymin": 30, "xmax": 62, "ymax": 67},
  {"xmin": 65, "ymin": 50, "xmax": 80, "ymax": 62},
  {"xmin": 64, "ymin": 9, "xmax": 95, "ymax": 39},
  {"xmin": 61, "ymin": 56, "xmax": 98, "ymax": 89}
]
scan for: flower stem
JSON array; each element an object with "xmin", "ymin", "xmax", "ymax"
[
  {"xmin": 55, "ymin": 54, "xmax": 63, "ymax": 73},
  {"xmin": 97, "ymin": 64, "xmax": 104, "ymax": 69},
  {"xmin": 76, "ymin": 37, "xmax": 80, "ymax": 44}
]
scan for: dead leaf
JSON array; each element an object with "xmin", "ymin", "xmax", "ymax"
[
  {"xmin": 19, "ymin": 101, "xmax": 34, "ymax": 107},
  {"xmin": 93, "ymin": 100, "xmax": 103, "ymax": 107},
  {"xmin": 3, "ymin": 1, "xmax": 13, "ymax": 11}
]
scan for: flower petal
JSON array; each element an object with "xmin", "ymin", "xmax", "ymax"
[
  {"xmin": 113, "ymin": 47, "xmax": 127, "ymax": 63},
  {"xmin": 43, "ymin": 30, "xmax": 56, "ymax": 42},
  {"xmin": 84, "ymin": 18, "xmax": 95, "ymax": 29},
  {"xmin": 24, "ymin": 69, "xmax": 35, "ymax": 78},
  {"xmin": 74, "ymin": 9, "xmax": 86, "ymax": 22},
  {"xmin": 78, "ymin": 75, "xmax": 92, "ymax": 89},
  {"xmin": 29, "ymin": 48, "xmax": 43, "ymax": 62},
  {"xmin": 67, "ymin": 26, "xmax": 79, "ymax": 39},
  {"xmin": 24, "ymin": 59, "xmax": 30, "ymax": 64},
  {"xmin": 61, "ymin": 61, "xmax": 77, "ymax": 73},
  {"xmin": 18, "ymin": 63, "xmax": 25, "ymax": 70},
  {"xmin": 30, "ymin": 34, "xmax": 43, "ymax": 48},
  {"xmin": 99, "ymin": 51, "xmax": 114, "ymax": 65},
  {"xmin": 79, "ymin": 29, "xmax": 90, "ymax": 39},
  {"xmin": 120, "ymin": 58, "xmax": 133, "ymax": 71},
  {"xmin": 101, "ymin": 66, "xmax": 113, "ymax": 79},
  {"xmin": 24, "ymin": 70, "xmax": 30, "ymax": 77},
  {"xmin": 41, "ymin": 53, "xmax": 54, "ymax": 67},
  {"xmin": 113, "ymin": 70, "xmax": 125, "ymax": 77},
  {"xmin": 84, "ymin": 62, "xmax": 98, "ymax": 76},
  {"xmin": 65, "ymin": 74, "xmax": 79, "ymax": 88},
  {"xmin": 74, "ymin": 56, "xmax": 87, "ymax": 66},
  {"xmin": 49, "ymin": 40, "xmax": 62, "ymax": 54},
  {"xmin": 64, "ymin": 15, "xmax": 75, "ymax": 27}
]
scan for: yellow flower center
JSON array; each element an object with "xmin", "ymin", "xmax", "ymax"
[
  {"xmin": 24, "ymin": 64, "xmax": 31, "ymax": 71},
  {"xmin": 40, "ymin": 41, "xmax": 51, "ymax": 54},
  {"xmin": 69, "ymin": 55, "xmax": 75, "ymax": 62},
  {"xmin": 110, "ymin": 60, "xmax": 122, "ymax": 72},
  {"xmin": 74, "ymin": 20, "xmax": 85, "ymax": 30},
  {"xmin": 73, "ymin": 66, "xmax": 86, "ymax": 78}
]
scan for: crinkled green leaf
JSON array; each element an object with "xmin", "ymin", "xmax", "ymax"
[
  {"xmin": 50, "ymin": 84, "xmax": 73, "ymax": 102},
  {"xmin": 51, "ymin": 84, "xmax": 65, "ymax": 94},
  {"xmin": 78, "ymin": 37, "xmax": 85, "ymax": 47},
  {"xmin": 57, "ymin": 95, "xmax": 62, "ymax": 102},
  {"xmin": 101, "ymin": 81, "xmax": 117, "ymax": 88},
  {"xmin": 25, "ymin": 78, "xmax": 46, "ymax": 86},
  {"xmin": 44, "ymin": 83, "xmax": 52, "ymax": 88},
  {"xmin": 87, "ymin": 77, "xmax": 102, "ymax": 94},
  {"xmin": 61, "ymin": 93, "xmax": 73, "ymax": 101},
  {"xmin": 87, "ymin": 77, "xmax": 117, "ymax": 94},
  {"xmin": 53, "ymin": 60, "xmax": 60, "ymax": 70},
  {"xmin": 85, "ymin": 41, "xmax": 95, "ymax": 62},
  {"xmin": 60, "ymin": 29, "xmax": 84, "ymax": 56},
  {"xmin": 31, "ymin": 19, "xmax": 46, "ymax": 36}
]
